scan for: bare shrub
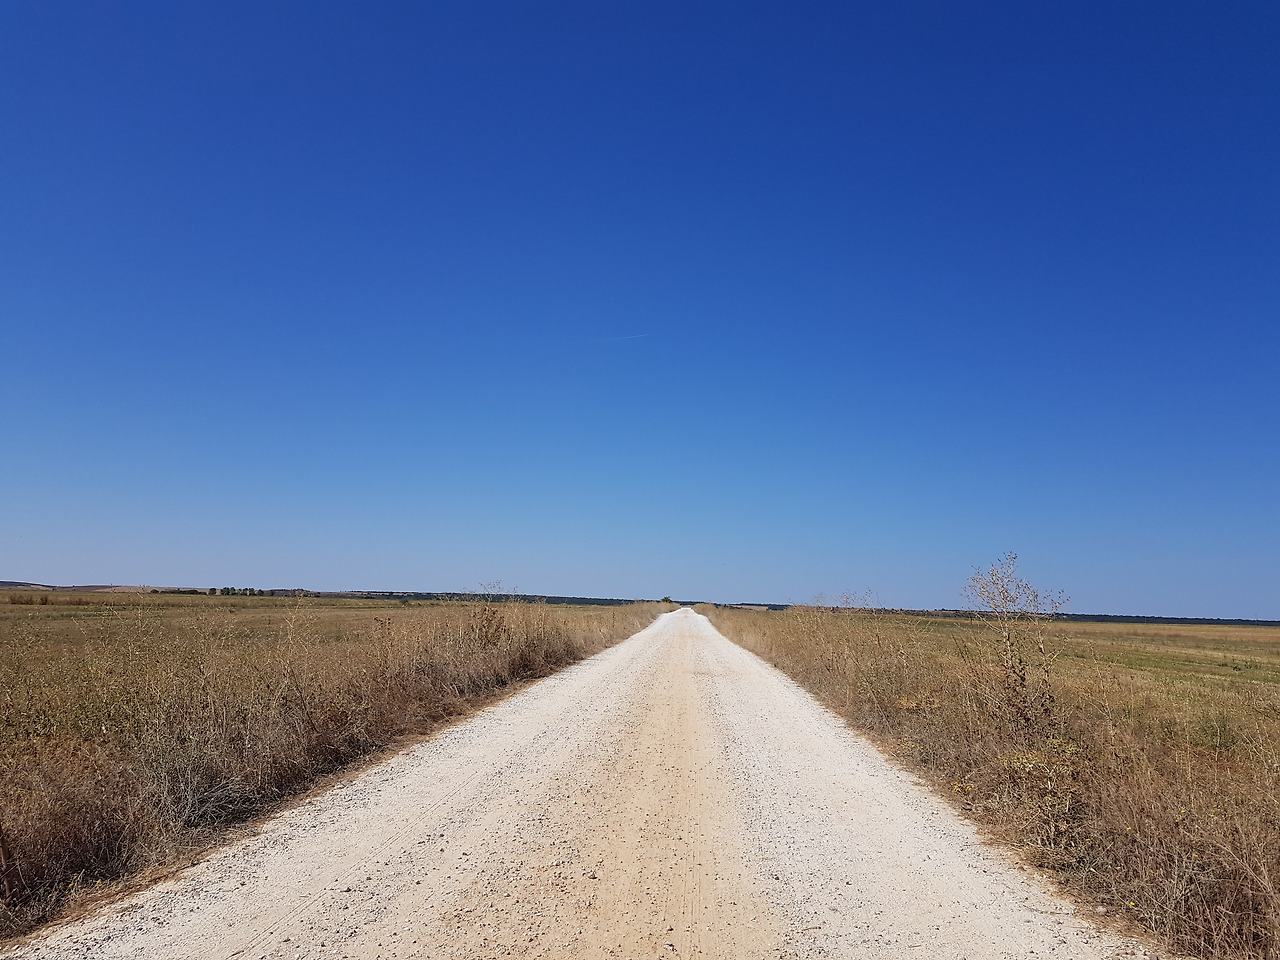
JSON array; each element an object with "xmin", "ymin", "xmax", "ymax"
[{"xmin": 962, "ymin": 552, "xmax": 1066, "ymax": 740}]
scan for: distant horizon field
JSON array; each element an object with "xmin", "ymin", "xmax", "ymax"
[{"xmin": 4, "ymin": 582, "xmax": 1279, "ymax": 627}]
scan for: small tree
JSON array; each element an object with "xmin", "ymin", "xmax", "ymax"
[{"xmin": 964, "ymin": 552, "xmax": 1066, "ymax": 739}]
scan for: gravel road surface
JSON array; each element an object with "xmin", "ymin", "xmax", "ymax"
[{"xmin": 8, "ymin": 610, "xmax": 1155, "ymax": 960}]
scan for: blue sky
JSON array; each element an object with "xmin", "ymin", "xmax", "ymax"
[{"xmin": 2, "ymin": 2, "xmax": 1277, "ymax": 617}]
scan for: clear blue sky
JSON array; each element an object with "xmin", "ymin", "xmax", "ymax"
[{"xmin": 2, "ymin": 2, "xmax": 1277, "ymax": 617}]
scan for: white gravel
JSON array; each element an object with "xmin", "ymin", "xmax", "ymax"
[{"xmin": 7, "ymin": 610, "xmax": 1156, "ymax": 960}]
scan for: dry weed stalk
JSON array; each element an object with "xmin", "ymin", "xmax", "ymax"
[
  {"xmin": 0, "ymin": 823, "xmax": 18, "ymax": 902},
  {"xmin": 962, "ymin": 552, "xmax": 1066, "ymax": 740}
]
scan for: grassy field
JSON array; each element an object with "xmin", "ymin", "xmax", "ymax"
[
  {"xmin": 705, "ymin": 604, "xmax": 1280, "ymax": 960},
  {"xmin": 0, "ymin": 591, "xmax": 664, "ymax": 939}
]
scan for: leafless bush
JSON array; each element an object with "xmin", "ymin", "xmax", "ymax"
[{"xmin": 962, "ymin": 552, "xmax": 1066, "ymax": 740}]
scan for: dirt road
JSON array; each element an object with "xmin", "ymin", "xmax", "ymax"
[{"xmin": 9, "ymin": 610, "xmax": 1152, "ymax": 960}]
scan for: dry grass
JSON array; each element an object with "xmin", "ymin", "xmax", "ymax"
[
  {"xmin": 0, "ymin": 592, "xmax": 662, "ymax": 939},
  {"xmin": 705, "ymin": 603, "xmax": 1280, "ymax": 960}
]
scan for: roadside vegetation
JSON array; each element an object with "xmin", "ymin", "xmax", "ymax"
[
  {"xmin": 0, "ymin": 591, "xmax": 661, "ymax": 939},
  {"xmin": 706, "ymin": 557, "xmax": 1280, "ymax": 960}
]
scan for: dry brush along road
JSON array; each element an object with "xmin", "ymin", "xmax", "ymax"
[{"xmin": 8, "ymin": 610, "xmax": 1157, "ymax": 960}]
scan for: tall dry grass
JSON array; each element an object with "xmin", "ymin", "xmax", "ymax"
[
  {"xmin": 0, "ymin": 594, "xmax": 661, "ymax": 938},
  {"xmin": 706, "ymin": 602, "xmax": 1280, "ymax": 960}
]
